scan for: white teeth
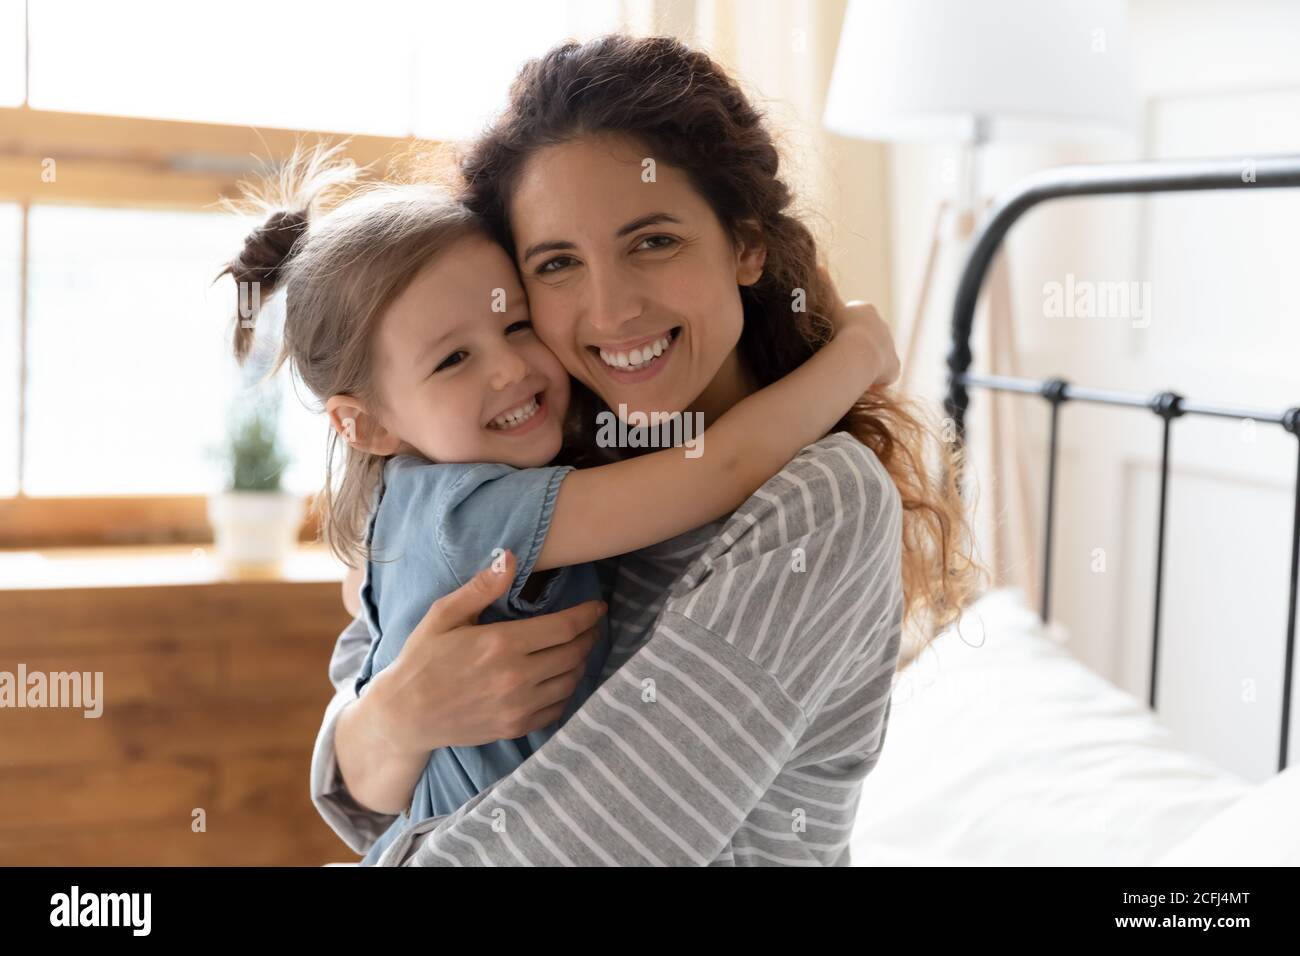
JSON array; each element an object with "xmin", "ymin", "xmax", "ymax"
[
  {"xmin": 598, "ymin": 332, "xmax": 674, "ymax": 370},
  {"xmin": 490, "ymin": 396, "xmax": 540, "ymax": 430}
]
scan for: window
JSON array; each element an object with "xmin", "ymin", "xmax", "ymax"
[
  {"xmin": 27, "ymin": 0, "xmax": 415, "ymax": 135},
  {"xmin": 0, "ymin": 0, "xmax": 22, "ymax": 107},
  {"xmin": 26, "ymin": 0, "xmax": 622, "ymax": 138},
  {"xmin": 8, "ymin": 199, "xmax": 340, "ymax": 498},
  {"xmin": 1, "ymin": 0, "xmax": 631, "ymax": 545},
  {"xmin": 0, "ymin": 204, "xmax": 18, "ymax": 495},
  {"xmin": 22, "ymin": 204, "xmax": 334, "ymax": 495}
]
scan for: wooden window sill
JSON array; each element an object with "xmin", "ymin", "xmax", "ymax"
[{"xmin": 0, "ymin": 543, "xmax": 347, "ymax": 591}]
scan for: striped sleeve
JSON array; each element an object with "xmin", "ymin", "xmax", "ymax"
[
  {"xmin": 376, "ymin": 433, "xmax": 903, "ymax": 866},
  {"xmin": 309, "ymin": 613, "xmax": 398, "ymax": 854},
  {"xmin": 377, "ymin": 630, "xmax": 807, "ymax": 866},
  {"xmin": 663, "ymin": 431, "xmax": 904, "ymax": 712}
]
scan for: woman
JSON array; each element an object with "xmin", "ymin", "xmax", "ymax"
[{"xmin": 311, "ymin": 34, "xmax": 979, "ymax": 865}]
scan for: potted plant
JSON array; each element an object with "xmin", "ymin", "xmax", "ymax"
[{"xmin": 207, "ymin": 390, "xmax": 303, "ymax": 570}]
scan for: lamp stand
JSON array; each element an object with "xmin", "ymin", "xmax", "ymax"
[{"xmin": 896, "ymin": 139, "xmax": 1038, "ymax": 607}]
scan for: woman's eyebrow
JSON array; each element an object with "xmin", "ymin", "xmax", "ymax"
[
  {"xmin": 615, "ymin": 212, "xmax": 681, "ymax": 237},
  {"xmin": 520, "ymin": 212, "xmax": 683, "ymax": 263},
  {"xmin": 521, "ymin": 238, "xmax": 574, "ymax": 263}
]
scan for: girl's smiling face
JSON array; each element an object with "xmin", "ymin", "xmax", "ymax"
[
  {"xmin": 508, "ymin": 133, "xmax": 765, "ymax": 426},
  {"xmin": 365, "ymin": 232, "xmax": 570, "ymax": 467}
]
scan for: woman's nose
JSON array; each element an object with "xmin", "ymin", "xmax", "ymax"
[{"xmin": 585, "ymin": 261, "xmax": 644, "ymax": 334}]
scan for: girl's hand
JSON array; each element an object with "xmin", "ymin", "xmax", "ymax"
[{"xmin": 820, "ymin": 266, "xmax": 900, "ymax": 390}]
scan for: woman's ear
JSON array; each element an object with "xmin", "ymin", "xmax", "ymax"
[
  {"xmin": 324, "ymin": 394, "xmax": 402, "ymax": 456},
  {"xmin": 734, "ymin": 221, "xmax": 767, "ymax": 286}
]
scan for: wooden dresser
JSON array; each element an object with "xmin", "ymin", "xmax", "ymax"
[{"xmin": 0, "ymin": 545, "xmax": 357, "ymax": 865}]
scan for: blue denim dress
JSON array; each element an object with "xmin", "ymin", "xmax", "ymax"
[{"xmin": 353, "ymin": 455, "xmax": 611, "ymax": 866}]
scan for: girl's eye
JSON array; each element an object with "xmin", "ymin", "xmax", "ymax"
[
  {"xmin": 434, "ymin": 350, "xmax": 467, "ymax": 373},
  {"xmin": 506, "ymin": 319, "xmax": 534, "ymax": 335},
  {"xmin": 635, "ymin": 234, "xmax": 678, "ymax": 252},
  {"xmin": 536, "ymin": 255, "xmax": 576, "ymax": 275}
]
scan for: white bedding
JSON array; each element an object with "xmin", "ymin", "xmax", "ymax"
[{"xmin": 849, "ymin": 588, "xmax": 1259, "ymax": 866}]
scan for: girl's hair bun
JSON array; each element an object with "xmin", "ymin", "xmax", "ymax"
[
  {"xmin": 218, "ymin": 141, "xmax": 362, "ymax": 364},
  {"xmin": 229, "ymin": 208, "xmax": 309, "ymax": 288}
]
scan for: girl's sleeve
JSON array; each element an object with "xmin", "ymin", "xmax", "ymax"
[
  {"xmin": 309, "ymin": 460, "xmax": 583, "ymax": 852},
  {"xmin": 385, "ymin": 459, "xmax": 577, "ymax": 617},
  {"xmin": 374, "ymin": 433, "xmax": 904, "ymax": 866}
]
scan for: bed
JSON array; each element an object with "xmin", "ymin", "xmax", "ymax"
[
  {"xmin": 850, "ymin": 155, "xmax": 1300, "ymax": 867},
  {"xmin": 850, "ymin": 587, "xmax": 1300, "ymax": 865}
]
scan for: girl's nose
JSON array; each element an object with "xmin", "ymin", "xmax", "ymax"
[{"xmin": 487, "ymin": 341, "xmax": 530, "ymax": 391}]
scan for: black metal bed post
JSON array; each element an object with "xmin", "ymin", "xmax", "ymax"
[
  {"xmin": 1282, "ymin": 408, "xmax": 1300, "ymax": 771},
  {"xmin": 1039, "ymin": 379, "xmax": 1068, "ymax": 624},
  {"xmin": 1148, "ymin": 392, "xmax": 1185, "ymax": 711},
  {"xmin": 942, "ymin": 154, "xmax": 1300, "ymax": 772}
]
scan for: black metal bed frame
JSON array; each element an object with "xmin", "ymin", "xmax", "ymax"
[{"xmin": 943, "ymin": 155, "xmax": 1300, "ymax": 774}]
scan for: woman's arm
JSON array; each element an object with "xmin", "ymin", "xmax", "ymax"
[
  {"xmin": 342, "ymin": 565, "xmax": 363, "ymax": 618},
  {"xmin": 328, "ymin": 551, "xmax": 606, "ymax": 816},
  {"xmin": 368, "ymin": 433, "xmax": 902, "ymax": 865},
  {"xmin": 535, "ymin": 301, "xmax": 895, "ymax": 572},
  {"xmin": 309, "ymin": 613, "xmax": 400, "ymax": 852}
]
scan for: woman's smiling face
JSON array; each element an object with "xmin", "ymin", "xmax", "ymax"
[{"xmin": 509, "ymin": 133, "xmax": 765, "ymax": 424}]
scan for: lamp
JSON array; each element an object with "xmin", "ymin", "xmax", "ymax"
[{"xmin": 825, "ymin": 0, "xmax": 1137, "ymax": 142}]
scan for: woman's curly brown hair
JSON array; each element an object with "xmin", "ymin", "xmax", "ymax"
[{"xmin": 459, "ymin": 34, "xmax": 985, "ymax": 654}]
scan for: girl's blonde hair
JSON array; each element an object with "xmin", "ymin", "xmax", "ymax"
[{"xmin": 217, "ymin": 144, "xmax": 481, "ymax": 567}]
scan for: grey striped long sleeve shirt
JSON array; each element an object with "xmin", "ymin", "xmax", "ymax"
[{"xmin": 309, "ymin": 431, "xmax": 905, "ymax": 866}]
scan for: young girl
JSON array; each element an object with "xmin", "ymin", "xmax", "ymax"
[{"xmin": 220, "ymin": 148, "xmax": 895, "ymax": 865}]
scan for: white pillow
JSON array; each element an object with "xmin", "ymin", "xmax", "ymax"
[
  {"xmin": 851, "ymin": 588, "xmax": 1251, "ymax": 866},
  {"xmin": 1154, "ymin": 765, "xmax": 1300, "ymax": 866}
]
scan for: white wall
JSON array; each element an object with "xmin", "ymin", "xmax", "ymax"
[{"xmin": 886, "ymin": 0, "xmax": 1300, "ymax": 780}]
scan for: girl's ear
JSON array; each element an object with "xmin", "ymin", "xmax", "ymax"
[
  {"xmin": 325, "ymin": 394, "xmax": 402, "ymax": 456},
  {"xmin": 734, "ymin": 220, "xmax": 767, "ymax": 286}
]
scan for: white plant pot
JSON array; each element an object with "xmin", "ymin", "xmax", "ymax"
[{"xmin": 207, "ymin": 490, "xmax": 305, "ymax": 568}]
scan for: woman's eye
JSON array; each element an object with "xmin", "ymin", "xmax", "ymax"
[
  {"xmin": 505, "ymin": 319, "xmax": 534, "ymax": 335},
  {"xmin": 434, "ymin": 350, "xmax": 467, "ymax": 372},
  {"xmin": 635, "ymin": 234, "xmax": 678, "ymax": 252},
  {"xmin": 536, "ymin": 255, "xmax": 576, "ymax": 275}
]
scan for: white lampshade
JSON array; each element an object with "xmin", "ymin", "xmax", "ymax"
[{"xmin": 824, "ymin": 0, "xmax": 1138, "ymax": 144}]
